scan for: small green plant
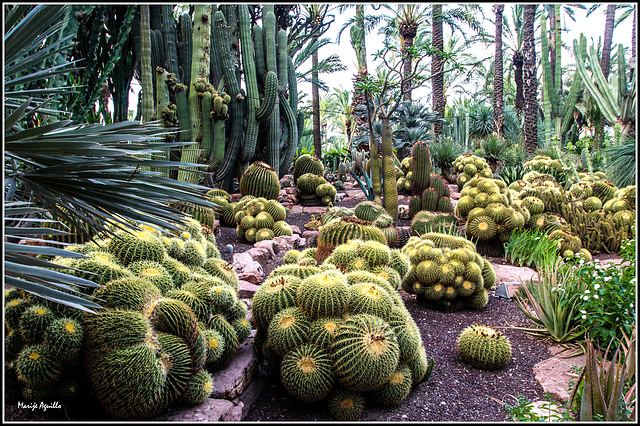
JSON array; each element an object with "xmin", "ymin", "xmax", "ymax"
[
  {"xmin": 503, "ymin": 228, "xmax": 562, "ymax": 270},
  {"xmin": 502, "ymin": 392, "xmax": 574, "ymax": 421},
  {"xmin": 567, "ymin": 233, "xmax": 636, "ymax": 352},
  {"xmin": 514, "ymin": 259, "xmax": 587, "ymax": 343}
]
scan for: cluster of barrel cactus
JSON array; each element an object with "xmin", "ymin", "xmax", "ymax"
[
  {"xmin": 457, "ymin": 324, "xmax": 512, "ymax": 370},
  {"xmin": 410, "ymin": 211, "xmax": 459, "ymax": 237},
  {"xmin": 523, "ymin": 154, "xmax": 563, "ymax": 176},
  {"xmin": 407, "ymin": 142, "xmax": 453, "ymax": 219},
  {"xmin": 239, "ymin": 161, "xmax": 282, "ymax": 201},
  {"xmin": 452, "ymin": 153, "xmax": 493, "ymax": 188},
  {"xmin": 293, "ymin": 154, "xmax": 325, "ymax": 184},
  {"xmin": 455, "ymin": 176, "xmax": 528, "ymax": 243},
  {"xmin": 396, "ymin": 156, "xmax": 413, "ymax": 194},
  {"xmin": 251, "ymin": 241, "xmax": 433, "ymax": 420},
  {"xmin": 5, "ymin": 289, "xmax": 85, "ymax": 404},
  {"xmin": 233, "ymin": 196, "xmax": 293, "ymax": 243},
  {"xmin": 297, "ymin": 173, "xmax": 338, "ymax": 206},
  {"xmin": 401, "ymin": 232, "xmax": 497, "ymax": 312},
  {"xmin": 7, "ymin": 219, "xmax": 251, "ymax": 419},
  {"xmin": 315, "ymin": 216, "xmax": 388, "ymax": 264}
]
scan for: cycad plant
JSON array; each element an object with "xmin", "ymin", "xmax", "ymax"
[
  {"xmin": 429, "ymin": 137, "xmax": 463, "ymax": 183},
  {"xmin": 5, "ymin": 5, "xmax": 217, "ymax": 312}
]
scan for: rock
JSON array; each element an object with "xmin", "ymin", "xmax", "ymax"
[
  {"xmin": 289, "ymin": 224, "xmax": 301, "ymax": 235},
  {"xmin": 528, "ymin": 400, "xmax": 568, "ymax": 421},
  {"xmin": 341, "ymin": 196, "xmax": 355, "ymax": 203},
  {"xmin": 284, "ymin": 187, "xmax": 296, "ymax": 195},
  {"xmin": 533, "ymin": 351, "xmax": 587, "ymax": 402},
  {"xmin": 246, "ymin": 247, "xmax": 272, "ymax": 264},
  {"xmin": 224, "ymin": 244, "xmax": 234, "ymax": 254},
  {"xmin": 273, "ymin": 234, "xmax": 305, "ymax": 252},
  {"xmin": 302, "ymin": 206, "xmax": 326, "ymax": 214},
  {"xmin": 237, "ymin": 280, "xmax": 260, "ymax": 299},
  {"xmin": 236, "ymin": 366, "xmax": 268, "ymax": 420},
  {"xmin": 154, "ymin": 398, "xmax": 238, "ymax": 422},
  {"xmin": 450, "ymin": 192, "xmax": 461, "ymax": 200},
  {"xmin": 289, "ymin": 205, "xmax": 303, "ymax": 215},
  {"xmin": 254, "ymin": 239, "xmax": 278, "ymax": 256},
  {"xmin": 346, "ymin": 190, "xmax": 365, "ymax": 198},
  {"xmin": 237, "ymin": 268, "xmax": 263, "ymax": 285},
  {"xmin": 210, "ymin": 339, "xmax": 258, "ymax": 400},
  {"xmin": 490, "ymin": 263, "xmax": 538, "ymax": 285},
  {"xmin": 301, "ymin": 230, "xmax": 319, "ymax": 241},
  {"xmin": 231, "ymin": 252, "xmax": 255, "ymax": 271}
]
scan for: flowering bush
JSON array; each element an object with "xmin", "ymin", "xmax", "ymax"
[{"xmin": 568, "ymin": 229, "xmax": 636, "ymax": 351}]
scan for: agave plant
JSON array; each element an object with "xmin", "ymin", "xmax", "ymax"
[
  {"xmin": 429, "ymin": 137, "xmax": 464, "ymax": 182},
  {"xmin": 5, "ymin": 5, "xmax": 217, "ymax": 312},
  {"xmin": 513, "ymin": 259, "xmax": 587, "ymax": 343}
]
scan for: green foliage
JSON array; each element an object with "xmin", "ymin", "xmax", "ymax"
[
  {"xmin": 503, "ymin": 228, "xmax": 562, "ymax": 269},
  {"xmin": 429, "ymin": 137, "xmax": 464, "ymax": 175},
  {"xmin": 514, "ymin": 259, "xmax": 587, "ymax": 343},
  {"xmin": 567, "ymin": 235, "xmax": 636, "ymax": 352}
]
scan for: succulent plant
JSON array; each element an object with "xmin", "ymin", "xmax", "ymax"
[
  {"xmin": 239, "ymin": 161, "xmax": 281, "ymax": 200},
  {"xmin": 457, "ymin": 324, "xmax": 512, "ymax": 370}
]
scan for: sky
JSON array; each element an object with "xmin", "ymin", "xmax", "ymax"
[{"xmin": 126, "ymin": 3, "xmax": 636, "ymax": 116}]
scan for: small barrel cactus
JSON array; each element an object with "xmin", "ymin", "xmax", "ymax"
[{"xmin": 456, "ymin": 324, "xmax": 512, "ymax": 370}]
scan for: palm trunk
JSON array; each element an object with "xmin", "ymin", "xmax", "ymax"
[
  {"xmin": 513, "ymin": 51, "xmax": 524, "ymax": 116},
  {"xmin": 431, "ymin": 4, "xmax": 444, "ymax": 138},
  {"xmin": 402, "ymin": 36, "xmax": 414, "ymax": 102},
  {"xmin": 522, "ymin": 4, "xmax": 538, "ymax": 156},
  {"xmin": 493, "ymin": 4, "xmax": 505, "ymax": 138},
  {"xmin": 312, "ymin": 48, "xmax": 322, "ymax": 160}
]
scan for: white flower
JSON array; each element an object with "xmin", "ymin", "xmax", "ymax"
[
  {"xmin": 581, "ymin": 309, "xmax": 587, "ymax": 314},
  {"xmin": 583, "ymin": 295, "xmax": 589, "ymax": 301},
  {"xmin": 582, "ymin": 315, "xmax": 587, "ymax": 320},
  {"xmin": 594, "ymin": 284, "xmax": 600, "ymax": 290},
  {"xmin": 594, "ymin": 294, "xmax": 599, "ymax": 299},
  {"xmin": 585, "ymin": 290, "xmax": 590, "ymax": 294},
  {"xmin": 604, "ymin": 276, "xmax": 612, "ymax": 282}
]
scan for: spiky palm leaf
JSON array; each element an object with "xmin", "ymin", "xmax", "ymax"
[{"xmin": 4, "ymin": 5, "xmax": 218, "ymax": 312}]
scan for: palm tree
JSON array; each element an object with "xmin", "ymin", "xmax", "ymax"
[
  {"xmin": 395, "ymin": 5, "xmax": 428, "ymax": 102},
  {"xmin": 327, "ymin": 88, "xmax": 354, "ymax": 146},
  {"xmin": 493, "ymin": 4, "xmax": 505, "ymax": 138},
  {"xmin": 5, "ymin": 5, "xmax": 218, "ymax": 312},
  {"xmin": 522, "ymin": 4, "xmax": 538, "ymax": 156}
]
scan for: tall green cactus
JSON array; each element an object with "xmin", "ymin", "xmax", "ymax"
[
  {"xmin": 187, "ymin": 5, "xmax": 212, "ymax": 146},
  {"xmin": 238, "ymin": 4, "xmax": 260, "ymax": 165},
  {"xmin": 411, "ymin": 141, "xmax": 431, "ymax": 197},
  {"xmin": 213, "ymin": 9, "xmax": 245, "ymax": 188},
  {"xmin": 140, "ymin": 5, "xmax": 154, "ymax": 122},
  {"xmin": 263, "ymin": 9, "xmax": 281, "ymax": 177},
  {"xmin": 381, "ymin": 116, "xmax": 398, "ymax": 221},
  {"xmin": 573, "ymin": 35, "xmax": 636, "ymax": 140}
]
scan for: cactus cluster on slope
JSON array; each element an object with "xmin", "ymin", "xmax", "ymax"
[
  {"xmin": 6, "ymin": 219, "xmax": 250, "ymax": 420},
  {"xmin": 400, "ymin": 232, "xmax": 497, "ymax": 312},
  {"xmin": 455, "ymin": 176, "xmax": 528, "ymax": 243},
  {"xmin": 452, "ymin": 153, "xmax": 493, "ymax": 188},
  {"xmin": 251, "ymin": 240, "xmax": 433, "ymax": 420},
  {"xmin": 233, "ymin": 196, "xmax": 292, "ymax": 243}
]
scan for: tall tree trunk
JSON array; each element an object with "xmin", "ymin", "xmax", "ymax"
[
  {"xmin": 631, "ymin": 5, "xmax": 637, "ymax": 82},
  {"xmin": 431, "ymin": 4, "xmax": 444, "ymax": 138},
  {"xmin": 493, "ymin": 4, "xmax": 505, "ymax": 138},
  {"xmin": 513, "ymin": 51, "xmax": 524, "ymax": 116},
  {"xmin": 402, "ymin": 35, "xmax": 414, "ymax": 102},
  {"xmin": 312, "ymin": 48, "xmax": 322, "ymax": 159},
  {"xmin": 522, "ymin": 4, "xmax": 538, "ymax": 157}
]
